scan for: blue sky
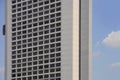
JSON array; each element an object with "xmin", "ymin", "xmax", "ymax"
[
  {"xmin": 1, "ymin": 0, "xmax": 120, "ymax": 80},
  {"xmin": 0, "ymin": 0, "xmax": 5, "ymax": 80},
  {"xmin": 93, "ymin": 0, "xmax": 120, "ymax": 80}
]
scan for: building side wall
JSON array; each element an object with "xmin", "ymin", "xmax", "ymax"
[
  {"xmin": 5, "ymin": 0, "xmax": 12, "ymax": 80},
  {"xmin": 81, "ymin": 0, "xmax": 92, "ymax": 80},
  {"xmin": 61, "ymin": 0, "xmax": 73, "ymax": 80},
  {"xmin": 73, "ymin": 0, "xmax": 79, "ymax": 80}
]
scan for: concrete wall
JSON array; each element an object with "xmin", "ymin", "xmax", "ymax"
[
  {"xmin": 61, "ymin": 0, "xmax": 73, "ymax": 80},
  {"xmin": 5, "ymin": 0, "xmax": 12, "ymax": 80},
  {"xmin": 81, "ymin": 0, "xmax": 92, "ymax": 80}
]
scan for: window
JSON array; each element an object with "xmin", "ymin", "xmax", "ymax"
[
  {"xmin": 28, "ymin": 1, "xmax": 32, "ymax": 4},
  {"xmin": 56, "ymin": 7, "xmax": 61, "ymax": 11},
  {"xmin": 50, "ymin": 29, "xmax": 55, "ymax": 33},
  {"xmin": 56, "ymin": 58, "xmax": 61, "ymax": 61},
  {"xmin": 45, "ymin": 1, "xmax": 49, "ymax": 4},
  {"xmin": 56, "ymin": 2, "xmax": 61, "ymax": 7},
  {"xmin": 50, "ymin": 54, "xmax": 55, "ymax": 58},
  {"xmin": 50, "ymin": 0, "xmax": 55, "ymax": 3},
  {"xmin": 39, "ymin": 17, "xmax": 43, "ymax": 20},
  {"xmin": 45, "ymin": 25, "xmax": 49, "ymax": 29},
  {"xmin": 50, "ymin": 69, "xmax": 55, "ymax": 72},
  {"xmin": 39, "ymin": 2, "xmax": 43, "ymax": 6},
  {"xmin": 56, "ymin": 13, "xmax": 61, "ymax": 16},
  {"xmin": 50, "ymin": 14, "xmax": 55, "ymax": 18},
  {"xmin": 56, "ymin": 33, "xmax": 61, "ymax": 37},
  {"xmin": 28, "ymin": 5, "xmax": 32, "ymax": 9},
  {"xmin": 33, "ymin": 9, "xmax": 37, "ymax": 12},
  {"xmin": 44, "ymin": 35, "xmax": 49, "ymax": 39},
  {"xmin": 33, "ymin": 4, "xmax": 37, "ymax": 7},
  {"xmin": 22, "ymin": 2, "xmax": 26, "ymax": 6},
  {"xmin": 56, "ymin": 63, "xmax": 61, "ymax": 67},
  {"xmin": 33, "ymin": 0, "xmax": 37, "ymax": 2},
  {"xmin": 12, "ymin": 0, "xmax": 16, "ymax": 4},
  {"xmin": 44, "ymin": 6, "xmax": 49, "ymax": 9},
  {"xmin": 12, "ymin": 5, "xmax": 16, "ymax": 9},
  {"xmin": 50, "ymin": 4, "xmax": 55, "ymax": 8},
  {"xmin": 56, "ymin": 28, "xmax": 61, "ymax": 31},
  {"xmin": 50, "ymin": 24, "xmax": 55, "ymax": 28},
  {"xmin": 22, "ymin": 7, "xmax": 27, "ymax": 10},
  {"xmin": 39, "ymin": 7, "xmax": 43, "ymax": 11},
  {"xmin": 56, "ymin": 17, "xmax": 61, "ymax": 21}
]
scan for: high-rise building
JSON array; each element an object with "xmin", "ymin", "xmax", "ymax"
[{"xmin": 4, "ymin": 0, "xmax": 92, "ymax": 80}]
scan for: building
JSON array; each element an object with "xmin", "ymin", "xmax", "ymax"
[{"xmin": 4, "ymin": 0, "xmax": 92, "ymax": 80}]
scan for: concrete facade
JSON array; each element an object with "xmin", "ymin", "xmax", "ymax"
[{"xmin": 5, "ymin": 0, "xmax": 92, "ymax": 80}]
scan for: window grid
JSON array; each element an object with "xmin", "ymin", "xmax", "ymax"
[{"xmin": 11, "ymin": 0, "xmax": 61, "ymax": 80}]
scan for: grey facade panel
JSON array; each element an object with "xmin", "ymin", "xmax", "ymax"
[
  {"xmin": 81, "ymin": 0, "xmax": 92, "ymax": 80},
  {"xmin": 61, "ymin": 0, "xmax": 73, "ymax": 80}
]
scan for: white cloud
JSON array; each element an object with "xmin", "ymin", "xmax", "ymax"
[
  {"xmin": 0, "ymin": 67, "xmax": 4, "ymax": 73},
  {"xmin": 111, "ymin": 62, "xmax": 120, "ymax": 67},
  {"xmin": 102, "ymin": 31, "xmax": 120, "ymax": 48}
]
